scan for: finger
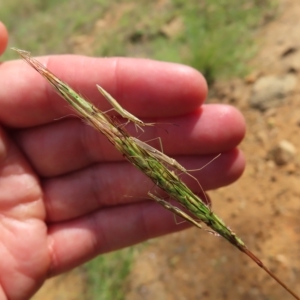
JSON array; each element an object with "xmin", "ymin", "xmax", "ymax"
[
  {"xmin": 47, "ymin": 200, "xmax": 191, "ymax": 276},
  {"xmin": 0, "ymin": 22, "xmax": 8, "ymax": 55},
  {"xmin": 0, "ymin": 126, "xmax": 44, "ymax": 220},
  {"xmin": 13, "ymin": 104, "xmax": 245, "ymax": 177},
  {"xmin": 43, "ymin": 149, "xmax": 244, "ymax": 222},
  {"xmin": 0, "ymin": 56, "xmax": 207, "ymax": 127}
]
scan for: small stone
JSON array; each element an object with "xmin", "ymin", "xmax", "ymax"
[
  {"xmin": 271, "ymin": 140, "xmax": 297, "ymax": 165},
  {"xmin": 274, "ymin": 254, "xmax": 290, "ymax": 269},
  {"xmin": 266, "ymin": 160, "xmax": 276, "ymax": 169},
  {"xmin": 249, "ymin": 74, "xmax": 297, "ymax": 111},
  {"xmin": 256, "ymin": 131, "xmax": 267, "ymax": 144}
]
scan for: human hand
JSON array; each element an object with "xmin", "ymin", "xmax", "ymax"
[{"xmin": 0, "ymin": 23, "xmax": 245, "ymax": 299}]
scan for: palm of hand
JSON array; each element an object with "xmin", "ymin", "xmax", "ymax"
[
  {"xmin": 0, "ymin": 53, "xmax": 245, "ymax": 299},
  {"xmin": 0, "ymin": 132, "xmax": 49, "ymax": 298}
]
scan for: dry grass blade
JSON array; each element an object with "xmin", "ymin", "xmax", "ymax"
[{"xmin": 12, "ymin": 47, "xmax": 300, "ymax": 300}]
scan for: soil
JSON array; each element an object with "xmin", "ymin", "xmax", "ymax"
[
  {"xmin": 33, "ymin": 0, "xmax": 300, "ymax": 299},
  {"xmin": 124, "ymin": 1, "xmax": 300, "ymax": 299}
]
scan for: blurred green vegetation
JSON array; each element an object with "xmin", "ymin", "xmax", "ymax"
[
  {"xmin": 82, "ymin": 247, "xmax": 134, "ymax": 300},
  {"xmin": 1, "ymin": 0, "xmax": 277, "ymax": 83},
  {"xmin": 0, "ymin": 0, "xmax": 277, "ymax": 299}
]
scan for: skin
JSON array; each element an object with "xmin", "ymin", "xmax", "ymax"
[{"xmin": 0, "ymin": 22, "xmax": 246, "ymax": 299}]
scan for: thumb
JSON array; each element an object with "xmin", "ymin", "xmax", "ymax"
[{"xmin": 0, "ymin": 22, "xmax": 8, "ymax": 56}]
